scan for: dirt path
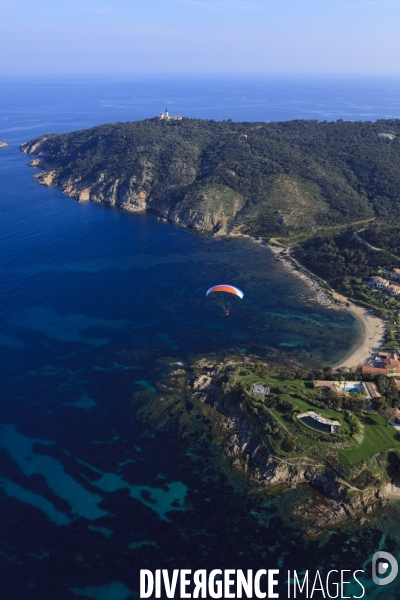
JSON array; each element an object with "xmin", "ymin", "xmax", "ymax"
[{"xmin": 355, "ymin": 230, "xmax": 400, "ymax": 261}]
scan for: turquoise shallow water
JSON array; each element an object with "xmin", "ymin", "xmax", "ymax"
[{"xmin": 1, "ymin": 77, "xmax": 400, "ymax": 599}]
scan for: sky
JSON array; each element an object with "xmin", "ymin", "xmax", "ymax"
[{"xmin": 0, "ymin": 0, "xmax": 400, "ymax": 75}]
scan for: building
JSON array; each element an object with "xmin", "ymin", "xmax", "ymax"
[
  {"xmin": 388, "ymin": 284, "xmax": 400, "ymax": 297},
  {"xmin": 159, "ymin": 109, "xmax": 183, "ymax": 121},
  {"xmin": 313, "ymin": 380, "xmax": 349, "ymax": 397},
  {"xmin": 355, "ymin": 365, "xmax": 389, "ymax": 375},
  {"xmin": 391, "ymin": 268, "xmax": 400, "ymax": 280},
  {"xmin": 382, "ymin": 358, "xmax": 400, "ymax": 374},
  {"xmin": 371, "ymin": 276, "xmax": 390, "ymax": 290},
  {"xmin": 251, "ymin": 383, "xmax": 270, "ymax": 397},
  {"xmin": 378, "ymin": 132, "xmax": 396, "ymax": 140},
  {"xmin": 384, "ymin": 357, "xmax": 400, "ymax": 368},
  {"xmin": 361, "ymin": 382, "xmax": 381, "ymax": 400}
]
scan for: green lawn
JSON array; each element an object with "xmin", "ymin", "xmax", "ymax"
[
  {"xmin": 235, "ymin": 372, "xmax": 400, "ymax": 465},
  {"xmin": 338, "ymin": 414, "xmax": 400, "ymax": 467},
  {"xmin": 289, "ymin": 397, "xmax": 342, "ymax": 421},
  {"xmin": 269, "ymin": 408, "xmax": 316, "ymax": 447}
]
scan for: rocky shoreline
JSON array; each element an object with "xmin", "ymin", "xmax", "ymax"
[
  {"xmin": 187, "ymin": 357, "xmax": 388, "ymax": 529},
  {"xmin": 21, "ymin": 148, "xmax": 234, "ymax": 236},
  {"xmin": 22, "ymin": 139, "xmax": 387, "ymax": 372},
  {"xmin": 266, "ymin": 245, "xmax": 342, "ymax": 309}
]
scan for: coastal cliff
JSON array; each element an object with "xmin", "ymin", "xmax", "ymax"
[
  {"xmin": 22, "ymin": 157, "xmax": 240, "ymax": 235},
  {"xmin": 191, "ymin": 358, "xmax": 387, "ymax": 527},
  {"xmin": 135, "ymin": 356, "xmax": 390, "ymax": 530},
  {"xmin": 20, "ymin": 117, "xmax": 400, "ymax": 238}
]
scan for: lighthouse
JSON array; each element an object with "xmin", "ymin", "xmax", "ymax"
[{"xmin": 159, "ymin": 108, "xmax": 183, "ymax": 121}]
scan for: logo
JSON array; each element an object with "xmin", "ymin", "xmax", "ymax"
[{"xmin": 372, "ymin": 551, "xmax": 398, "ymax": 586}]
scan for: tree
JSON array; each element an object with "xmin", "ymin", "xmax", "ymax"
[
  {"xmin": 282, "ymin": 437, "xmax": 296, "ymax": 452},
  {"xmin": 382, "ymin": 407, "xmax": 397, "ymax": 425},
  {"xmin": 277, "ymin": 399, "xmax": 295, "ymax": 413},
  {"xmin": 326, "ymin": 390, "xmax": 342, "ymax": 410},
  {"xmin": 377, "ymin": 376, "xmax": 400, "ymax": 408},
  {"xmin": 371, "ymin": 397, "xmax": 388, "ymax": 412},
  {"xmin": 342, "ymin": 393, "xmax": 369, "ymax": 416}
]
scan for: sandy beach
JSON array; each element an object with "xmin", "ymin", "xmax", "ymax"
[
  {"xmin": 332, "ymin": 302, "xmax": 386, "ymax": 369},
  {"xmin": 263, "ymin": 242, "xmax": 386, "ymax": 369}
]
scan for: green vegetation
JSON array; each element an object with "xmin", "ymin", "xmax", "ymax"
[
  {"xmin": 24, "ymin": 117, "xmax": 400, "ymax": 237},
  {"xmin": 338, "ymin": 414, "xmax": 399, "ymax": 467},
  {"xmin": 361, "ymin": 224, "xmax": 400, "ymax": 257},
  {"xmin": 221, "ymin": 362, "xmax": 400, "ymax": 471},
  {"xmin": 292, "ymin": 228, "xmax": 400, "ymax": 324},
  {"xmin": 133, "ymin": 356, "xmax": 400, "ymax": 501},
  {"xmin": 293, "ymin": 229, "xmax": 400, "ymax": 292},
  {"xmin": 383, "ymin": 312, "xmax": 400, "ymax": 353}
]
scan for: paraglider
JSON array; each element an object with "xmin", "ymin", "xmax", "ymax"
[{"xmin": 206, "ymin": 284, "xmax": 244, "ymax": 315}]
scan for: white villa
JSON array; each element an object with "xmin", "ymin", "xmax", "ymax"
[{"xmin": 370, "ymin": 276, "xmax": 390, "ymax": 290}]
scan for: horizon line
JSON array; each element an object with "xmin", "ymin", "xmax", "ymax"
[{"xmin": 1, "ymin": 72, "xmax": 400, "ymax": 79}]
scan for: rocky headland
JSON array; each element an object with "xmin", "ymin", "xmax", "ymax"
[
  {"xmin": 134, "ymin": 356, "xmax": 390, "ymax": 531},
  {"xmin": 192, "ymin": 358, "xmax": 387, "ymax": 527},
  {"xmin": 20, "ymin": 117, "xmax": 400, "ymax": 240}
]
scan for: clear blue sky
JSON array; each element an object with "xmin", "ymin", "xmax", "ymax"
[{"xmin": 1, "ymin": 0, "xmax": 399, "ymax": 75}]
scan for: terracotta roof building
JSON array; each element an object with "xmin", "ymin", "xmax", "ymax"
[
  {"xmin": 355, "ymin": 365, "xmax": 389, "ymax": 375},
  {"xmin": 313, "ymin": 380, "xmax": 346, "ymax": 396},
  {"xmin": 361, "ymin": 382, "xmax": 381, "ymax": 399}
]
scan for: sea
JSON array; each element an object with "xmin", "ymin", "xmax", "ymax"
[{"xmin": 1, "ymin": 75, "xmax": 400, "ymax": 600}]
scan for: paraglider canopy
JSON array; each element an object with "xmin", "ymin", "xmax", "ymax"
[
  {"xmin": 206, "ymin": 284, "xmax": 244, "ymax": 315},
  {"xmin": 206, "ymin": 285, "xmax": 244, "ymax": 299}
]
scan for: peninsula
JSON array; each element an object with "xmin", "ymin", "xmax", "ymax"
[
  {"xmin": 21, "ymin": 117, "xmax": 400, "ymax": 239},
  {"xmin": 135, "ymin": 353, "xmax": 400, "ymax": 531}
]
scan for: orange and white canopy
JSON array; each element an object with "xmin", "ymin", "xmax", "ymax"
[{"xmin": 206, "ymin": 285, "xmax": 244, "ymax": 299}]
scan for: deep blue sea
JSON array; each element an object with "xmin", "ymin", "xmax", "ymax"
[{"xmin": 1, "ymin": 76, "xmax": 400, "ymax": 600}]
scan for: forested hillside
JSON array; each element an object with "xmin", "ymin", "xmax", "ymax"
[{"xmin": 22, "ymin": 117, "xmax": 400, "ymax": 237}]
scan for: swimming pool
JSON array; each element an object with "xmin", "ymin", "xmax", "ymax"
[
  {"xmin": 299, "ymin": 416, "xmax": 332, "ymax": 434},
  {"xmin": 343, "ymin": 386, "xmax": 359, "ymax": 392}
]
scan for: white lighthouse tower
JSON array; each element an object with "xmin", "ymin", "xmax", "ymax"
[{"xmin": 159, "ymin": 108, "xmax": 182, "ymax": 121}]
